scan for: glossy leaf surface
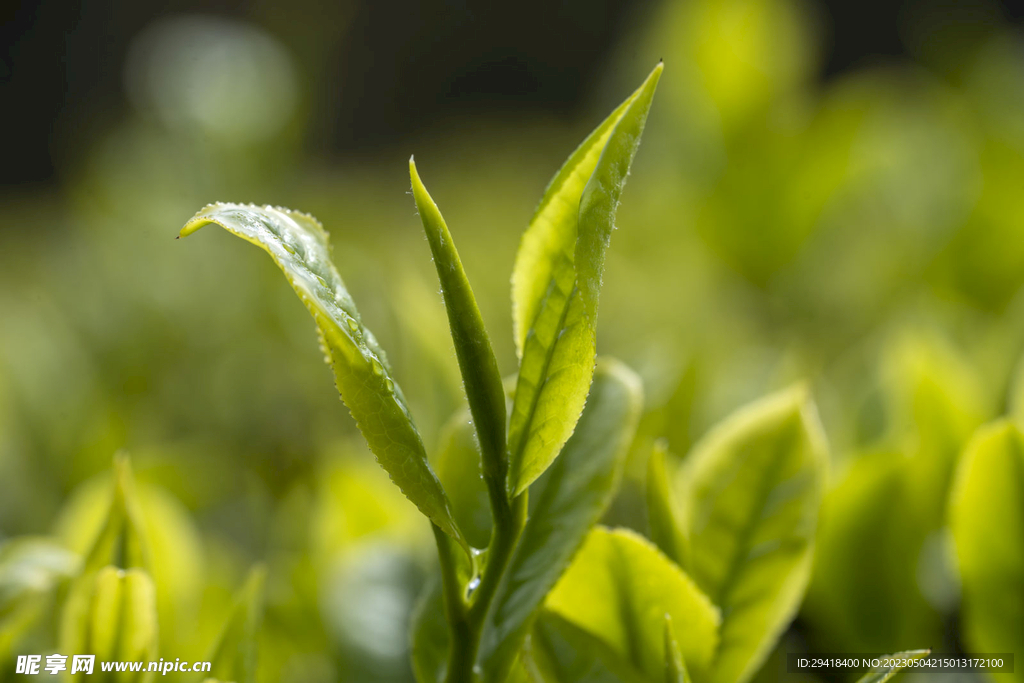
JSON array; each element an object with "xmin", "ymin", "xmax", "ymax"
[
  {"xmin": 180, "ymin": 203, "xmax": 465, "ymax": 548},
  {"xmin": 507, "ymin": 64, "xmax": 662, "ymax": 496}
]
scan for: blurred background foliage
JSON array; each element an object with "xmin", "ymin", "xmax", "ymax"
[{"xmin": 2, "ymin": 0, "xmax": 1024, "ymax": 680}]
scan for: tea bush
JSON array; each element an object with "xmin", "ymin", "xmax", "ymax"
[{"xmin": 2, "ymin": 0, "xmax": 1024, "ymax": 681}]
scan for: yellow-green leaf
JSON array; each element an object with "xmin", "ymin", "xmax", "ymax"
[
  {"xmin": 507, "ymin": 63, "xmax": 662, "ymax": 496},
  {"xmin": 949, "ymin": 420, "xmax": 1024, "ymax": 683},
  {"xmin": 680, "ymin": 385, "xmax": 827, "ymax": 683},
  {"xmin": 545, "ymin": 526, "xmax": 720, "ymax": 681},
  {"xmin": 180, "ymin": 203, "xmax": 465, "ymax": 550}
]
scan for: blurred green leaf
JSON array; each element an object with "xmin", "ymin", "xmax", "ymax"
[
  {"xmin": 180, "ymin": 203, "xmax": 466, "ymax": 550},
  {"xmin": 54, "ymin": 464, "xmax": 204, "ymax": 655},
  {"xmin": 479, "ymin": 358, "xmax": 643, "ymax": 682},
  {"xmin": 949, "ymin": 420, "xmax": 1024, "ymax": 682},
  {"xmin": 83, "ymin": 454, "xmax": 151, "ymax": 573},
  {"xmin": 207, "ymin": 565, "xmax": 266, "ymax": 683},
  {"xmin": 545, "ymin": 526, "xmax": 719, "ymax": 681},
  {"xmin": 803, "ymin": 450, "xmax": 934, "ymax": 651},
  {"xmin": 854, "ymin": 650, "xmax": 930, "ymax": 683},
  {"xmin": 646, "ymin": 441, "xmax": 689, "ymax": 569},
  {"xmin": 60, "ymin": 565, "xmax": 159, "ymax": 679},
  {"xmin": 411, "ymin": 159, "xmax": 508, "ymax": 503},
  {"xmin": 680, "ymin": 385, "xmax": 827, "ymax": 683},
  {"xmin": 507, "ymin": 63, "xmax": 662, "ymax": 496}
]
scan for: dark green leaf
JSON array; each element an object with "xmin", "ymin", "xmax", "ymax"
[
  {"xmin": 528, "ymin": 610, "xmax": 649, "ymax": 683},
  {"xmin": 411, "ymin": 159, "xmax": 508, "ymax": 499},
  {"xmin": 478, "ymin": 359, "xmax": 643, "ymax": 682},
  {"xmin": 507, "ymin": 64, "xmax": 662, "ymax": 496},
  {"xmin": 180, "ymin": 204, "xmax": 466, "ymax": 550},
  {"xmin": 680, "ymin": 385, "xmax": 827, "ymax": 683}
]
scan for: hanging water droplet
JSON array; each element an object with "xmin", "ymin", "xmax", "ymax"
[{"xmin": 371, "ymin": 358, "xmax": 385, "ymax": 376}]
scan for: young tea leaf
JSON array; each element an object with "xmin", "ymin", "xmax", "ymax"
[
  {"xmin": 949, "ymin": 420, "xmax": 1024, "ymax": 676},
  {"xmin": 854, "ymin": 650, "xmax": 930, "ymax": 683},
  {"xmin": 545, "ymin": 526, "xmax": 720, "ymax": 681},
  {"xmin": 180, "ymin": 204, "xmax": 466, "ymax": 550},
  {"xmin": 646, "ymin": 441, "xmax": 689, "ymax": 569},
  {"xmin": 411, "ymin": 159, "xmax": 508, "ymax": 500},
  {"xmin": 507, "ymin": 63, "xmax": 662, "ymax": 496},
  {"xmin": 679, "ymin": 385, "xmax": 828, "ymax": 683},
  {"xmin": 478, "ymin": 358, "xmax": 643, "ymax": 682}
]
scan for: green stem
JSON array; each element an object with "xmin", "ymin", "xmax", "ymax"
[
  {"xmin": 439, "ymin": 465, "xmax": 528, "ymax": 683},
  {"xmin": 434, "ymin": 525, "xmax": 474, "ymax": 683}
]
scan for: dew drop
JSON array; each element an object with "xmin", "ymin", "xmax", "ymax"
[
  {"xmin": 346, "ymin": 317, "xmax": 359, "ymax": 332},
  {"xmin": 281, "ymin": 242, "xmax": 297, "ymax": 255},
  {"xmin": 315, "ymin": 274, "xmax": 329, "ymax": 289},
  {"xmin": 371, "ymin": 358, "xmax": 385, "ymax": 376},
  {"xmin": 385, "ymin": 378, "xmax": 394, "ymax": 392}
]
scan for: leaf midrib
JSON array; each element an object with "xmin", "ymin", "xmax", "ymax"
[
  {"xmin": 708, "ymin": 419, "xmax": 801, "ymax": 656},
  {"xmin": 510, "ymin": 281, "xmax": 580, "ymax": 492}
]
